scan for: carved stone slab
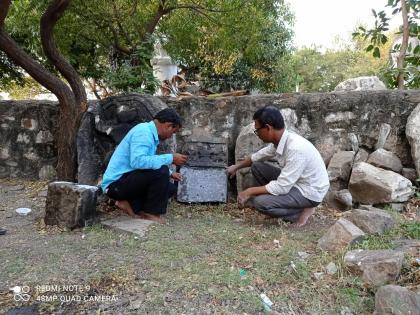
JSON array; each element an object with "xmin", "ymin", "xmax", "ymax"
[{"xmin": 177, "ymin": 166, "xmax": 227, "ymax": 203}]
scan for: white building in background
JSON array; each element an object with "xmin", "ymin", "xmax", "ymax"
[
  {"xmin": 0, "ymin": 92, "xmax": 10, "ymax": 100},
  {"xmin": 150, "ymin": 41, "xmax": 178, "ymax": 95}
]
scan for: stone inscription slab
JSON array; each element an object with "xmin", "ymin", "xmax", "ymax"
[
  {"xmin": 181, "ymin": 137, "xmax": 227, "ymax": 167},
  {"xmin": 177, "ymin": 166, "xmax": 227, "ymax": 203}
]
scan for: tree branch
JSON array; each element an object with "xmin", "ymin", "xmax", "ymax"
[
  {"xmin": 110, "ymin": 1, "xmax": 133, "ymax": 48},
  {"xmin": 110, "ymin": 26, "xmax": 132, "ymax": 55},
  {"xmin": 40, "ymin": 0, "xmax": 87, "ymax": 110},
  {"xmin": 0, "ymin": 0, "xmax": 12, "ymax": 26},
  {"xmin": 0, "ymin": 28, "xmax": 73, "ymax": 103},
  {"xmin": 143, "ymin": 2, "xmax": 169, "ymax": 39}
]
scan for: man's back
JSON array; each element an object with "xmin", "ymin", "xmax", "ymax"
[{"xmin": 281, "ymin": 131, "xmax": 329, "ymax": 202}]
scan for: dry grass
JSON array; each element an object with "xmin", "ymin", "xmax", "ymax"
[{"xmin": 0, "ymin": 179, "xmax": 418, "ymax": 314}]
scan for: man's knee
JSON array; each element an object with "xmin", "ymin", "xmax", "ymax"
[
  {"xmin": 250, "ymin": 161, "xmax": 264, "ymax": 177},
  {"xmin": 156, "ymin": 165, "xmax": 170, "ymax": 177},
  {"xmin": 252, "ymin": 195, "xmax": 269, "ymax": 210}
]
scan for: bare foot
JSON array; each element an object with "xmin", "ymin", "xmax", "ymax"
[
  {"xmin": 115, "ymin": 200, "xmax": 136, "ymax": 217},
  {"xmin": 137, "ymin": 212, "xmax": 165, "ymax": 224},
  {"xmin": 291, "ymin": 207, "xmax": 315, "ymax": 228}
]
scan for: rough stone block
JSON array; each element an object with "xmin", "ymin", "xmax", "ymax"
[
  {"xmin": 374, "ymin": 285, "xmax": 420, "ymax": 315},
  {"xmin": 318, "ymin": 218, "xmax": 365, "ymax": 252},
  {"xmin": 334, "ymin": 76, "xmax": 387, "ymax": 91},
  {"xmin": 406, "ymin": 103, "xmax": 420, "ymax": 178},
  {"xmin": 45, "ymin": 181, "xmax": 99, "ymax": 228},
  {"xmin": 101, "ymin": 216, "xmax": 153, "ymax": 237},
  {"xmin": 354, "ymin": 148, "xmax": 369, "ymax": 164},
  {"xmin": 325, "ymin": 189, "xmax": 353, "ymax": 210},
  {"xmin": 344, "ymin": 249, "xmax": 404, "ymax": 286},
  {"xmin": 402, "ymin": 167, "xmax": 418, "ymax": 182},
  {"xmin": 327, "ymin": 151, "xmax": 355, "ymax": 190},
  {"xmin": 367, "ymin": 148, "xmax": 403, "ymax": 173},
  {"xmin": 349, "ymin": 162, "xmax": 413, "ymax": 204},
  {"xmin": 177, "ymin": 166, "xmax": 227, "ymax": 203},
  {"xmin": 393, "ymin": 239, "xmax": 420, "ymax": 257},
  {"xmin": 375, "ymin": 123, "xmax": 391, "ymax": 150},
  {"xmin": 344, "ymin": 208, "xmax": 395, "ymax": 234}
]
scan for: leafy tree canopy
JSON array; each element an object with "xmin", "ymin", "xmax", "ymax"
[
  {"xmin": 292, "ymin": 36, "xmax": 392, "ymax": 92},
  {"xmin": 2, "ymin": 0, "xmax": 295, "ymax": 94},
  {"xmin": 352, "ymin": 0, "xmax": 419, "ymax": 89}
]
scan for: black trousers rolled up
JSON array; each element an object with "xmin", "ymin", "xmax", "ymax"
[{"xmin": 106, "ymin": 165, "xmax": 176, "ymax": 215}]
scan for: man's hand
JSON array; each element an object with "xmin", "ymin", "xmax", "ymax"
[
  {"xmin": 226, "ymin": 164, "xmax": 239, "ymax": 179},
  {"xmin": 171, "ymin": 172, "xmax": 183, "ymax": 182},
  {"xmin": 237, "ymin": 190, "xmax": 251, "ymax": 207},
  {"xmin": 226, "ymin": 158, "xmax": 252, "ymax": 179},
  {"xmin": 172, "ymin": 153, "xmax": 188, "ymax": 166}
]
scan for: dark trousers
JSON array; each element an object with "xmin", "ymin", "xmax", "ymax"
[
  {"xmin": 106, "ymin": 166, "xmax": 176, "ymax": 215},
  {"xmin": 251, "ymin": 162, "xmax": 319, "ymax": 222}
]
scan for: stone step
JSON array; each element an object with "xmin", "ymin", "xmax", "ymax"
[{"xmin": 101, "ymin": 216, "xmax": 154, "ymax": 237}]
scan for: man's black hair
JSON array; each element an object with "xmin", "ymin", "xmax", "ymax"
[
  {"xmin": 253, "ymin": 106, "xmax": 285, "ymax": 129},
  {"xmin": 154, "ymin": 108, "xmax": 182, "ymax": 127}
]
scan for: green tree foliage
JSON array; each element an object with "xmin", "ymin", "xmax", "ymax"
[
  {"xmin": 292, "ymin": 43, "xmax": 390, "ymax": 92},
  {"xmin": 352, "ymin": 0, "xmax": 419, "ymax": 89},
  {"xmin": 6, "ymin": 76, "xmax": 44, "ymax": 99},
  {"xmin": 0, "ymin": 52, "xmax": 25, "ymax": 89},
  {"xmin": 161, "ymin": 0, "xmax": 295, "ymax": 92},
  {"xmin": 1, "ymin": 0, "xmax": 295, "ymax": 94}
]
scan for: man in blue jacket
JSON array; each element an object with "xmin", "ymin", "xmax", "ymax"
[{"xmin": 101, "ymin": 108, "xmax": 187, "ymax": 223}]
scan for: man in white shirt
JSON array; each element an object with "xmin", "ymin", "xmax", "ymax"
[{"xmin": 227, "ymin": 106, "xmax": 330, "ymax": 227}]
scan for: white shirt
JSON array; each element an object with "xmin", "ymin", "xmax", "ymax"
[{"xmin": 251, "ymin": 129, "xmax": 330, "ymax": 202}]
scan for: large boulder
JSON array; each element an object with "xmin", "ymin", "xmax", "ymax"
[
  {"xmin": 367, "ymin": 148, "xmax": 403, "ymax": 173},
  {"xmin": 406, "ymin": 103, "xmax": 420, "ymax": 178},
  {"xmin": 344, "ymin": 208, "xmax": 395, "ymax": 234},
  {"xmin": 349, "ymin": 162, "xmax": 413, "ymax": 204},
  {"xmin": 374, "ymin": 285, "xmax": 420, "ymax": 315},
  {"xmin": 318, "ymin": 218, "xmax": 365, "ymax": 252},
  {"xmin": 334, "ymin": 76, "xmax": 387, "ymax": 91},
  {"xmin": 344, "ymin": 249, "xmax": 404, "ymax": 286}
]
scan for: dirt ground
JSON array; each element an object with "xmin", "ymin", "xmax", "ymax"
[{"xmin": 0, "ymin": 178, "xmax": 418, "ymax": 315}]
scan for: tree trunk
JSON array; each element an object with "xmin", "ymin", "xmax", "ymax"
[
  {"xmin": 40, "ymin": 0, "xmax": 88, "ymax": 180},
  {"xmin": 396, "ymin": 0, "xmax": 409, "ymax": 89},
  {"xmin": 0, "ymin": 0, "xmax": 87, "ymax": 181}
]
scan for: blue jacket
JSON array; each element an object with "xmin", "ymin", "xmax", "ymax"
[{"xmin": 101, "ymin": 121, "xmax": 173, "ymax": 191}]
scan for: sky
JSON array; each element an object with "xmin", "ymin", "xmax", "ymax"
[{"xmin": 288, "ymin": 0, "xmax": 399, "ymax": 50}]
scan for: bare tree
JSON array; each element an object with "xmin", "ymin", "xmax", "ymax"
[
  {"xmin": 0, "ymin": 0, "xmax": 87, "ymax": 180},
  {"xmin": 396, "ymin": 0, "xmax": 409, "ymax": 89}
]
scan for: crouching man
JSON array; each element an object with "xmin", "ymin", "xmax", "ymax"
[
  {"xmin": 227, "ymin": 106, "xmax": 329, "ymax": 227},
  {"xmin": 101, "ymin": 108, "xmax": 187, "ymax": 223}
]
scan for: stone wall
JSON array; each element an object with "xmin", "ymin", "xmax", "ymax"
[
  {"xmin": 0, "ymin": 100, "xmax": 58, "ymax": 179},
  {"xmin": 167, "ymin": 91, "xmax": 419, "ymax": 168},
  {"xmin": 0, "ymin": 90, "xmax": 419, "ymax": 182}
]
